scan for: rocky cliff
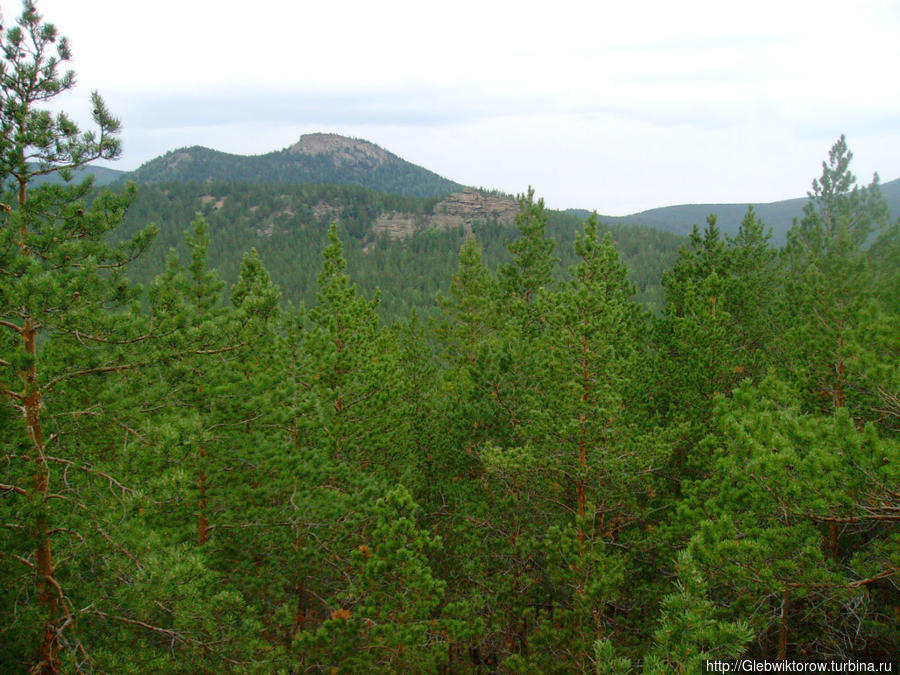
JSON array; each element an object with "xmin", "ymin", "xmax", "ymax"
[{"xmin": 370, "ymin": 188, "xmax": 517, "ymax": 241}]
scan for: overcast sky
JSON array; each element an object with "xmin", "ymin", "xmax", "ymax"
[{"xmin": 32, "ymin": 0, "xmax": 900, "ymax": 215}]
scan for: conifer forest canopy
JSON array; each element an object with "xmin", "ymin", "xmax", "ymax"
[{"xmin": 0, "ymin": 2, "xmax": 898, "ymax": 673}]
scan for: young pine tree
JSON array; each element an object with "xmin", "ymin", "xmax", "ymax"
[{"xmin": 0, "ymin": 4, "xmax": 155, "ymax": 671}]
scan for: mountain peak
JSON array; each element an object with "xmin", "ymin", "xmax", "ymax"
[
  {"xmin": 128, "ymin": 133, "xmax": 463, "ymax": 198},
  {"xmin": 286, "ymin": 133, "xmax": 391, "ymax": 167}
]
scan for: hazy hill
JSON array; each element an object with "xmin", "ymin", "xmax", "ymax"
[
  {"xmin": 125, "ymin": 133, "xmax": 464, "ymax": 199},
  {"xmin": 594, "ymin": 177, "xmax": 900, "ymax": 243},
  {"xmin": 29, "ymin": 164, "xmax": 127, "ymax": 187}
]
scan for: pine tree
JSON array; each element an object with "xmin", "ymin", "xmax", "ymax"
[
  {"xmin": 651, "ymin": 210, "xmax": 776, "ymax": 483},
  {"xmin": 303, "ymin": 223, "xmax": 400, "ymax": 472},
  {"xmin": 437, "ymin": 234, "xmax": 496, "ymax": 372},
  {"xmin": 501, "ymin": 217, "xmax": 648, "ymax": 672},
  {"xmin": 499, "ymin": 187, "xmax": 557, "ymax": 309},
  {"xmin": 88, "ymin": 217, "xmax": 280, "ymax": 671},
  {"xmin": 641, "ymin": 551, "xmax": 752, "ymax": 673},
  {"xmin": 780, "ymin": 136, "xmax": 891, "ymax": 419},
  {"xmin": 297, "ymin": 486, "xmax": 452, "ymax": 673},
  {"xmin": 678, "ymin": 377, "xmax": 899, "ymax": 660},
  {"xmin": 0, "ymin": 4, "xmax": 155, "ymax": 670}
]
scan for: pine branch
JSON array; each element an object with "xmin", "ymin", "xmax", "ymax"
[
  {"xmin": 848, "ymin": 568, "xmax": 897, "ymax": 588},
  {"xmin": 0, "ymin": 318, "xmax": 23, "ymax": 333},
  {"xmin": 45, "ymin": 361, "xmax": 147, "ymax": 390},
  {"xmin": 45, "ymin": 344, "xmax": 246, "ymax": 392},
  {"xmin": 41, "ymin": 455, "xmax": 135, "ymax": 495},
  {"xmin": 64, "ymin": 327, "xmax": 155, "ymax": 345},
  {"xmin": 0, "ymin": 482, "xmax": 26, "ymax": 496},
  {"xmin": 87, "ymin": 610, "xmax": 246, "ymax": 666},
  {"xmin": 2, "ymin": 388, "xmax": 25, "ymax": 404},
  {"xmin": 3, "ymin": 551, "xmax": 35, "ymax": 568}
]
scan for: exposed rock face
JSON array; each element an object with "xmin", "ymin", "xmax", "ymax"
[
  {"xmin": 166, "ymin": 151, "xmax": 193, "ymax": 168},
  {"xmin": 370, "ymin": 212, "xmax": 426, "ymax": 240},
  {"xmin": 287, "ymin": 133, "xmax": 391, "ymax": 167},
  {"xmin": 199, "ymin": 195, "xmax": 225, "ymax": 210},
  {"xmin": 435, "ymin": 188, "xmax": 518, "ymax": 223},
  {"xmin": 312, "ymin": 201, "xmax": 341, "ymax": 220},
  {"xmin": 370, "ymin": 188, "xmax": 517, "ymax": 241}
]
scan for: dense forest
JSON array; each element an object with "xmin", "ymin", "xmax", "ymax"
[
  {"xmin": 1, "ymin": 3, "xmax": 898, "ymax": 674},
  {"xmin": 113, "ymin": 181, "xmax": 682, "ymax": 318}
]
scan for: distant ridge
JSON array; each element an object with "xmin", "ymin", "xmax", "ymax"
[
  {"xmin": 29, "ymin": 164, "xmax": 126, "ymax": 187},
  {"xmin": 125, "ymin": 133, "xmax": 463, "ymax": 199},
  {"xmin": 591, "ymin": 177, "xmax": 900, "ymax": 244}
]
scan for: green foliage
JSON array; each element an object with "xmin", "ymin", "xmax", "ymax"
[
  {"xmin": 0, "ymin": 3, "xmax": 160, "ymax": 670},
  {"xmin": 109, "ymin": 179, "xmax": 681, "ymax": 322},
  {"xmin": 780, "ymin": 136, "xmax": 895, "ymax": 425},
  {"xmin": 499, "ymin": 187, "xmax": 558, "ymax": 307},
  {"xmin": 678, "ymin": 377, "xmax": 899, "ymax": 659},
  {"xmin": 642, "ymin": 550, "xmax": 753, "ymax": 673},
  {"xmin": 2, "ymin": 12, "xmax": 898, "ymax": 670},
  {"xmin": 297, "ymin": 485, "xmax": 451, "ymax": 673}
]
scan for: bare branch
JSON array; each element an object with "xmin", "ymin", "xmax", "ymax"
[
  {"xmin": 87, "ymin": 609, "xmax": 245, "ymax": 666},
  {"xmin": 45, "ymin": 361, "xmax": 148, "ymax": 391},
  {"xmin": 9, "ymin": 553, "xmax": 35, "ymax": 568},
  {"xmin": 42, "ymin": 455, "xmax": 134, "ymax": 495},
  {"xmin": 2, "ymin": 387, "xmax": 24, "ymax": 402},
  {"xmin": 848, "ymin": 568, "xmax": 897, "ymax": 588},
  {"xmin": 0, "ymin": 482, "xmax": 26, "ymax": 496},
  {"xmin": 45, "ymin": 344, "xmax": 246, "ymax": 392},
  {"xmin": 0, "ymin": 318, "xmax": 23, "ymax": 333}
]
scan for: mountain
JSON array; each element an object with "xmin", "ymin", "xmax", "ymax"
[
  {"xmin": 122, "ymin": 133, "xmax": 899, "ymax": 244},
  {"xmin": 30, "ymin": 164, "xmax": 127, "ymax": 187},
  {"xmin": 102, "ymin": 134, "xmax": 896, "ymax": 319},
  {"xmin": 594, "ymin": 177, "xmax": 900, "ymax": 243},
  {"xmin": 125, "ymin": 133, "xmax": 464, "ymax": 198}
]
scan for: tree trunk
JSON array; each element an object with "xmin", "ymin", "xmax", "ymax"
[
  {"xmin": 24, "ymin": 319, "xmax": 60, "ymax": 673},
  {"xmin": 777, "ymin": 591, "xmax": 791, "ymax": 661},
  {"xmin": 828, "ymin": 522, "xmax": 839, "ymax": 558},
  {"xmin": 198, "ymin": 445, "xmax": 208, "ymax": 545},
  {"xmin": 577, "ymin": 333, "xmax": 590, "ymax": 546},
  {"xmin": 292, "ymin": 533, "xmax": 306, "ymax": 635}
]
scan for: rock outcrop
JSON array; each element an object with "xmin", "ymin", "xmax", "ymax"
[
  {"xmin": 370, "ymin": 188, "xmax": 517, "ymax": 242},
  {"xmin": 286, "ymin": 133, "xmax": 391, "ymax": 167}
]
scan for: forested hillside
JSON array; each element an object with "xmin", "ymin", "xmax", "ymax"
[
  {"xmin": 117, "ymin": 133, "xmax": 900, "ymax": 248},
  {"xmin": 124, "ymin": 133, "xmax": 464, "ymax": 198},
  {"xmin": 1, "ymin": 4, "xmax": 898, "ymax": 674},
  {"xmin": 114, "ymin": 181, "xmax": 682, "ymax": 318}
]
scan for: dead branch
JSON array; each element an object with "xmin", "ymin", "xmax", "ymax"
[
  {"xmin": 848, "ymin": 568, "xmax": 897, "ymax": 588},
  {"xmin": 0, "ymin": 482, "xmax": 26, "ymax": 496},
  {"xmin": 42, "ymin": 455, "xmax": 134, "ymax": 495}
]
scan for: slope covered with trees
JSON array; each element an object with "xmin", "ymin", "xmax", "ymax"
[
  {"xmin": 1, "ymin": 3, "xmax": 897, "ymax": 673},
  {"xmin": 124, "ymin": 133, "xmax": 464, "ymax": 199},
  {"xmin": 112, "ymin": 180, "xmax": 683, "ymax": 319}
]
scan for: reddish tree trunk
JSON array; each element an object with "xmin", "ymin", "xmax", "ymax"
[
  {"xmin": 24, "ymin": 319, "xmax": 60, "ymax": 673},
  {"xmin": 777, "ymin": 591, "xmax": 791, "ymax": 661},
  {"xmin": 577, "ymin": 334, "xmax": 590, "ymax": 546},
  {"xmin": 198, "ymin": 445, "xmax": 208, "ymax": 545},
  {"xmin": 828, "ymin": 522, "xmax": 839, "ymax": 558}
]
